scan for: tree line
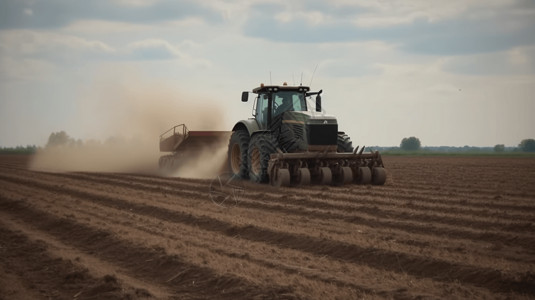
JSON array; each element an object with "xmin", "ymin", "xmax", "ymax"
[
  {"xmin": 396, "ymin": 137, "xmax": 535, "ymax": 152},
  {"xmin": 2, "ymin": 132, "xmax": 535, "ymax": 154},
  {"xmin": 0, "ymin": 145, "xmax": 39, "ymax": 154},
  {"xmin": 0, "ymin": 131, "xmax": 73, "ymax": 154}
]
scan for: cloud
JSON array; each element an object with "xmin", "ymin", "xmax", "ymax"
[
  {"xmin": 0, "ymin": 0, "xmax": 221, "ymax": 29},
  {"xmin": 443, "ymin": 46, "xmax": 535, "ymax": 75},
  {"xmin": 0, "ymin": 30, "xmax": 116, "ymax": 66},
  {"xmin": 399, "ymin": 18, "xmax": 535, "ymax": 55},
  {"xmin": 1, "ymin": 0, "xmax": 534, "ymax": 148},
  {"xmin": 0, "ymin": 57, "xmax": 58, "ymax": 81},
  {"xmin": 0, "ymin": 30, "xmax": 211, "ymax": 72},
  {"xmin": 123, "ymin": 39, "xmax": 212, "ymax": 66},
  {"xmin": 126, "ymin": 39, "xmax": 182, "ymax": 60},
  {"xmin": 242, "ymin": 0, "xmax": 535, "ymax": 55}
]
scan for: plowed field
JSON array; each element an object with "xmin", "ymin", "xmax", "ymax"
[{"xmin": 1, "ymin": 154, "xmax": 534, "ymax": 299}]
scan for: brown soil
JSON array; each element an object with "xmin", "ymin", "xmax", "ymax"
[{"xmin": 0, "ymin": 154, "xmax": 534, "ymax": 299}]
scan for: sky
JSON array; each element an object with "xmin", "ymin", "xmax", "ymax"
[{"xmin": 1, "ymin": 0, "xmax": 534, "ymax": 147}]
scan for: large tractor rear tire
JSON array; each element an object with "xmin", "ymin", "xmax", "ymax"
[
  {"xmin": 337, "ymin": 133, "xmax": 354, "ymax": 153},
  {"xmin": 228, "ymin": 130, "xmax": 250, "ymax": 179},
  {"xmin": 248, "ymin": 132, "xmax": 278, "ymax": 183}
]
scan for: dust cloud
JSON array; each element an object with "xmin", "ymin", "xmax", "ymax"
[
  {"xmin": 169, "ymin": 139, "xmax": 230, "ymax": 179},
  {"xmin": 30, "ymin": 70, "xmax": 229, "ymax": 178}
]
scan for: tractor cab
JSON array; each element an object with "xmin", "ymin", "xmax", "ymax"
[{"xmin": 242, "ymin": 83, "xmax": 323, "ymax": 130}]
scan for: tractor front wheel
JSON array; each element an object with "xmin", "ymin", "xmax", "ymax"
[
  {"xmin": 228, "ymin": 130, "xmax": 250, "ymax": 179},
  {"xmin": 248, "ymin": 132, "xmax": 278, "ymax": 183}
]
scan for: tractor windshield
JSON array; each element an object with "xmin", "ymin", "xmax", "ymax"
[{"xmin": 273, "ymin": 91, "xmax": 307, "ymax": 116}]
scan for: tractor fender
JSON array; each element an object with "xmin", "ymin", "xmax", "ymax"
[
  {"xmin": 232, "ymin": 119, "xmax": 260, "ymax": 136},
  {"xmin": 249, "ymin": 130, "xmax": 272, "ymax": 140}
]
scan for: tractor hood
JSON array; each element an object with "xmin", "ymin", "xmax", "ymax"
[
  {"xmin": 279, "ymin": 111, "xmax": 339, "ymax": 152},
  {"xmin": 281, "ymin": 111, "xmax": 337, "ymax": 125}
]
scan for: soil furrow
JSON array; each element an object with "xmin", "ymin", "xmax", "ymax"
[
  {"xmin": 1, "ymin": 180, "xmax": 533, "ymax": 296},
  {"xmin": 0, "ymin": 197, "xmax": 299, "ymax": 299},
  {"xmin": 30, "ymin": 168, "xmax": 535, "ymax": 226},
  {"xmin": 0, "ymin": 222, "xmax": 137, "ymax": 300},
  {"xmin": 52, "ymin": 171, "xmax": 535, "ymax": 229},
  {"xmin": 2, "ymin": 172, "xmax": 534, "ymax": 254},
  {"xmin": 3, "ymin": 155, "xmax": 535, "ymax": 299},
  {"xmin": 1, "ymin": 185, "xmax": 377, "ymax": 299},
  {"xmin": 3, "ymin": 176, "xmax": 532, "ymax": 280},
  {"xmin": 72, "ymin": 171, "xmax": 535, "ymax": 213},
  {"xmin": 345, "ymin": 188, "xmax": 535, "ymax": 213}
]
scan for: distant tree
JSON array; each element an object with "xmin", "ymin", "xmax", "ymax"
[
  {"xmin": 0, "ymin": 145, "xmax": 38, "ymax": 154},
  {"xmin": 400, "ymin": 137, "xmax": 421, "ymax": 151},
  {"xmin": 519, "ymin": 139, "xmax": 535, "ymax": 152},
  {"xmin": 46, "ymin": 131, "xmax": 74, "ymax": 147},
  {"xmin": 493, "ymin": 144, "xmax": 505, "ymax": 152}
]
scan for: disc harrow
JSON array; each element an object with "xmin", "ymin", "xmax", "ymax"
[{"xmin": 267, "ymin": 150, "xmax": 386, "ymax": 187}]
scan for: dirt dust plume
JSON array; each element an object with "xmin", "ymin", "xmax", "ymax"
[
  {"xmin": 169, "ymin": 138, "xmax": 231, "ymax": 179},
  {"xmin": 30, "ymin": 70, "xmax": 228, "ymax": 177}
]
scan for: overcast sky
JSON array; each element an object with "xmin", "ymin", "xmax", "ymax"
[{"xmin": 1, "ymin": 0, "xmax": 534, "ymax": 147}]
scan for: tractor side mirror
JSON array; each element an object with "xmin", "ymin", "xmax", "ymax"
[
  {"xmin": 241, "ymin": 91, "xmax": 249, "ymax": 102},
  {"xmin": 315, "ymin": 94, "xmax": 322, "ymax": 112}
]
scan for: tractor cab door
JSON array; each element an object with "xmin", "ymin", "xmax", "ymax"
[{"xmin": 255, "ymin": 93, "xmax": 269, "ymax": 130}]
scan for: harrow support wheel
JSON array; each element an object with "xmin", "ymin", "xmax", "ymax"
[
  {"xmin": 273, "ymin": 168, "xmax": 291, "ymax": 187},
  {"xmin": 356, "ymin": 167, "xmax": 372, "ymax": 184},
  {"xmin": 372, "ymin": 167, "xmax": 387, "ymax": 185},
  {"xmin": 296, "ymin": 168, "xmax": 311, "ymax": 186},
  {"xmin": 339, "ymin": 166, "xmax": 353, "ymax": 185},
  {"xmin": 319, "ymin": 167, "xmax": 332, "ymax": 185}
]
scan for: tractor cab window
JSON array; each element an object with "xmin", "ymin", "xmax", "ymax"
[
  {"xmin": 256, "ymin": 93, "xmax": 269, "ymax": 128},
  {"xmin": 273, "ymin": 91, "xmax": 306, "ymax": 117}
]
